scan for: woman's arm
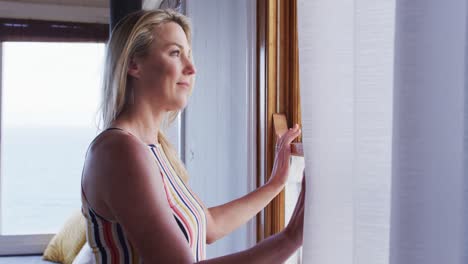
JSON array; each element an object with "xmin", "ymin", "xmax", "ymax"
[
  {"xmin": 86, "ymin": 131, "xmax": 305, "ymax": 264},
  {"xmin": 201, "ymin": 175, "xmax": 306, "ymax": 264},
  {"xmin": 200, "ymin": 231, "xmax": 298, "ymax": 264},
  {"xmin": 203, "ymin": 178, "xmax": 282, "ymax": 244},
  {"xmin": 86, "ymin": 133, "xmax": 195, "ymax": 262},
  {"xmin": 203, "ymin": 125, "xmax": 302, "ymax": 244}
]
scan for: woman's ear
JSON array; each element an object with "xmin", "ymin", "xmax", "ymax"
[{"xmin": 127, "ymin": 57, "xmax": 141, "ymax": 79}]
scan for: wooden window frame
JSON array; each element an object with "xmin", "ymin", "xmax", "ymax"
[
  {"xmin": 0, "ymin": 18, "xmax": 108, "ymax": 42},
  {"xmin": 256, "ymin": 0, "xmax": 301, "ymax": 241}
]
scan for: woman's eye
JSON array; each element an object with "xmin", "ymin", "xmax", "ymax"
[{"xmin": 170, "ymin": 50, "xmax": 181, "ymax": 57}]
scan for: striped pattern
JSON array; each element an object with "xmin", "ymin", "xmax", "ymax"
[
  {"xmin": 82, "ymin": 144, "xmax": 207, "ymax": 263},
  {"xmin": 84, "ymin": 206, "xmax": 142, "ymax": 264},
  {"xmin": 150, "ymin": 144, "xmax": 207, "ymax": 261}
]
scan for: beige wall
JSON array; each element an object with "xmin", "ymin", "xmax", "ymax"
[{"xmin": 0, "ymin": 0, "xmax": 108, "ymax": 23}]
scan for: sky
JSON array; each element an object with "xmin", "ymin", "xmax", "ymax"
[{"xmin": 1, "ymin": 42, "xmax": 105, "ymax": 128}]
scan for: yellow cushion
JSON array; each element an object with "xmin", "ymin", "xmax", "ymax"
[{"xmin": 43, "ymin": 210, "xmax": 87, "ymax": 264}]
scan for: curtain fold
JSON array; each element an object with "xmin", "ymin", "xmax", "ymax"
[
  {"xmin": 297, "ymin": 1, "xmax": 394, "ymax": 263},
  {"xmin": 297, "ymin": 2, "xmax": 355, "ymax": 263},
  {"xmin": 390, "ymin": 1, "xmax": 468, "ymax": 264},
  {"xmin": 297, "ymin": 0, "xmax": 467, "ymax": 263}
]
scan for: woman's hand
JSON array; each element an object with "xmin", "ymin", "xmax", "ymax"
[
  {"xmin": 267, "ymin": 124, "xmax": 301, "ymax": 189},
  {"xmin": 284, "ymin": 173, "xmax": 306, "ymax": 248},
  {"xmin": 199, "ymin": 176, "xmax": 306, "ymax": 264}
]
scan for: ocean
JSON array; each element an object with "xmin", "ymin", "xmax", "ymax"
[{"xmin": 0, "ymin": 126, "xmax": 97, "ymax": 235}]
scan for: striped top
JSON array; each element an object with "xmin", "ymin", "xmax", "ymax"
[{"xmin": 81, "ymin": 141, "xmax": 207, "ymax": 263}]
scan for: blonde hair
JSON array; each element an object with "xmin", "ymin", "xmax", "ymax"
[{"xmin": 100, "ymin": 9, "xmax": 191, "ymax": 183}]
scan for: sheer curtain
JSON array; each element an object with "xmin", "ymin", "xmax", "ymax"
[{"xmin": 297, "ymin": 0, "xmax": 468, "ymax": 264}]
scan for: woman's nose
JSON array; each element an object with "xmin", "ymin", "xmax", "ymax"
[{"xmin": 183, "ymin": 58, "xmax": 196, "ymax": 75}]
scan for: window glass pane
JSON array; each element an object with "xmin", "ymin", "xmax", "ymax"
[
  {"xmin": 1, "ymin": 42, "xmax": 104, "ymax": 235},
  {"xmin": 285, "ymin": 156, "xmax": 305, "ymax": 264}
]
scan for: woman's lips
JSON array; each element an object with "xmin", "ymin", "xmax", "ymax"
[{"xmin": 177, "ymin": 82, "xmax": 190, "ymax": 88}]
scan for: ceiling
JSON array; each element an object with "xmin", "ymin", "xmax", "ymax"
[{"xmin": 8, "ymin": 0, "xmax": 108, "ymax": 8}]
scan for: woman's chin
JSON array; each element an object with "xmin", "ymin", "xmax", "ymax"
[{"xmin": 168, "ymin": 98, "xmax": 189, "ymax": 111}]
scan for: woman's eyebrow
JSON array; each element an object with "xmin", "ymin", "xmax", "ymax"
[{"xmin": 165, "ymin": 42, "xmax": 191, "ymax": 54}]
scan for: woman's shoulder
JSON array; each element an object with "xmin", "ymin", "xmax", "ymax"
[
  {"xmin": 89, "ymin": 129, "xmax": 143, "ymax": 155},
  {"xmin": 84, "ymin": 129, "xmax": 156, "ymax": 181},
  {"xmin": 82, "ymin": 129, "xmax": 162, "ymax": 223}
]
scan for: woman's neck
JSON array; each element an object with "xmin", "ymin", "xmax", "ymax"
[{"xmin": 111, "ymin": 103, "xmax": 165, "ymax": 145}]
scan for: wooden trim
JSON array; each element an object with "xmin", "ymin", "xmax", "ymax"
[
  {"xmin": 0, "ymin": 18, "xmax": 108, "ymax": 42},
  {"xmin": 288, "ymin": 0, "xmax": 301, "ymax": 141},
  {"xmin": 278, "ymin": 0, "xmax": 289, "ymax": 115},
  {"xmin": 264, "ymin": 0, "xmax": 283, "ymax": 239},
  {"xmin": 257, "ymin": 0, "xmax": 301, "ymax": 241},
  {"xmin": 279, "ymin": 0, "xmax": 301, "ymax": 134}
]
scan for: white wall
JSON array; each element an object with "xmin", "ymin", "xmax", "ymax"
[{"xmin": 184, "ymin": 0, "xmax": 257, "ymax": 258}]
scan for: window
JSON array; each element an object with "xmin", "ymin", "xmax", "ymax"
[
  {"xmin": 0, "ymin": 18, "xmax": 107, "ymax": 255},
  {"xmin": 257, "ymin": 0, "xmax": 302, "ymax": 262},
  {"xmin": 1, "ymin": 41, "xmax": 104, "ymax": 235}
]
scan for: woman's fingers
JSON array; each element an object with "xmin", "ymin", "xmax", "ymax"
[
  {"xmin": 270, "ymin": 124, "xmax": 302, "ymax": 186},
  {"xmin": 275, "ymin": 124, "xmax": 301, "ymax": 151},
  {"xmin": 283, "ymin": 124, "xmax": 300, "ymax": 143}
]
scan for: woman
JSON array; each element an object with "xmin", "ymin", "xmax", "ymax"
[{"xmin": 81, "ymin": 9, "xmax": 305, "ymax": 263}]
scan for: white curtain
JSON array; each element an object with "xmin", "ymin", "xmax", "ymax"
[{"xmin": 297, "ymin": 0, "xmax": 468, "ymax": 264}]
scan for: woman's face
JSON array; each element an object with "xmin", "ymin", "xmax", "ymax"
[{"xmin": 130, "ymin": 21, "xmax": 196, "ymax": 111}]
